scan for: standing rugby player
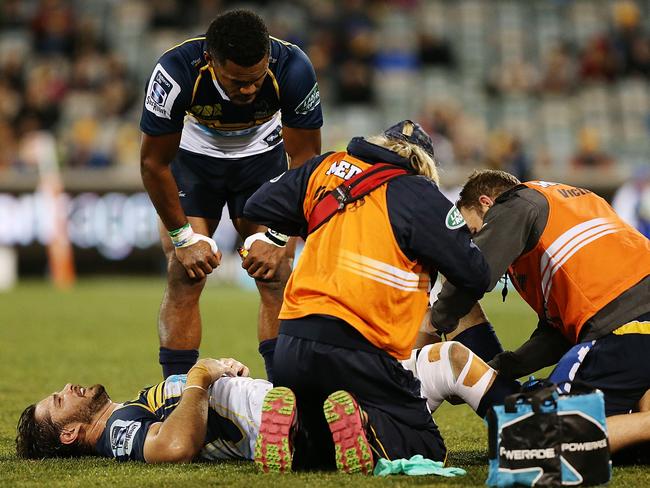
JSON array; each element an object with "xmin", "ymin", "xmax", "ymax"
[{"xmin": 139, "ymin": 10, "xmax": 322, "ymax": 381}]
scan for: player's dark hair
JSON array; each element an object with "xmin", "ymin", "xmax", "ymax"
[
  {"xmin": 206, "ymin": 9, "xmax": 270, "ymax": 67},
  {"xmin": 16, "ymin": 404, "xmax": 92, "ymax": 459},
  {"xmin": 457, "ymin": 169, "xmax": 521, "ymax": 210}
]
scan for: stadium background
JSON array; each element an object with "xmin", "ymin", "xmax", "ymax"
[{"xmin": 1, "ymin": 1, "xmax": 650, "ymax": 486}]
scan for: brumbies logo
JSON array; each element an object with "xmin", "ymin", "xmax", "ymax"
[
  {"xmin": 295, "ymin": 83, "xmax": 320, "ymax": 115},
  {"xmin": 445, "ymin": 206, "xmax": 466, "ymax": 229}
]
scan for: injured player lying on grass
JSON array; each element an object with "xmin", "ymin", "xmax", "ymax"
[{"xmin": 15, "ymin": 357, "xmax": 270, "ymax": 463}]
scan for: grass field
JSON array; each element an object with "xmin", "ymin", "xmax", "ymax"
[{"xmin": 0, "ymin": 277, "xmax": 647, "ymax": 487}]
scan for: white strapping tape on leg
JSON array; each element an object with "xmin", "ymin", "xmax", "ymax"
[
  {"xmin": 414, "ymin": 342, "xmax": 456, "ymax": 413},
  {"xmin": 454, "ymin": 347, "xmax": 494, "ymax": 411}
]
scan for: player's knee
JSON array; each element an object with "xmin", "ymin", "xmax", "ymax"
[
  {"xmin": 166, "ymin": 258, "xmax": 207, "ymax": 290},
  {"xmin": 256, "ymin": 278, "xmax": 285, "ymax": 300},
  {"xmin": 447, "ymin": 342, "xmax": 470, "ymax": 380},
  {"xmin": 426, "ymin": 342, "xmax": 444, "ymax": 363}
]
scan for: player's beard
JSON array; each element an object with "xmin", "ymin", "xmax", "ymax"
[{"xmin": 69, "ymin": 384, "xmax": 110, "ymax": 424}]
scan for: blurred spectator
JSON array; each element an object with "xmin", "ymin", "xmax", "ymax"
[
  {"xmin": 0, "ymin": 120, "xmax": 20, "ymax": 170},
  {"xmin": 64, "ymin": 117, "xmax": 111, "ymax": 168},
  {"xmin": 612, "ymin": 166, "xmax": 650, "ymax": 238},
  {"xmin": 418, "ymin": 33, "xmax": 456, "ymax": 69},
  {"xmin": 484, "ymin": 131, "xmax": 533, "ymax": 181},
  {"xmin": 570, "ymin": 127, "xmax": 614, "ymax": 170},
  {"xmin": 336, "ymin": 60, "xmax": 376, "ymax": 104},
  {"xmin": 541, "ymin": 43, "xmax": 577, "ymax": 94},
  {"xmin": 0, "ymin": 0, "xmax": 33, "ymax": 29},
  {"xmin": 486, "ymin": 59, "xmax": 539, "ymax": 96},
  {"xmin": 611, "ymin": 0, "xmax": 650, "ymax": 77},
  {"xmin": 31, "ymin": 0, "xmax": 75, "ymax": 56},
  {"xmin": 579, "ymin": 36, "xmax": 619, "ymax": 83}
]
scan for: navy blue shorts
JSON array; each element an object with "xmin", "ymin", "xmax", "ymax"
[
  {"xmin": 170, "ymin": 144, "xmax": 288, "ymax": 219},
  {"xmin": 551, "ymin": 312, "xmax": 650, "ymax": 416},
  {"xmin": 274, "ymin": 317, "xmax": 447, "ymax": 470}
]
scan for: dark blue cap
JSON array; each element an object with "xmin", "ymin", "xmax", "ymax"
[{"xmin": 383, "ymin": 120, "xmax": 435, "ymax": 159}]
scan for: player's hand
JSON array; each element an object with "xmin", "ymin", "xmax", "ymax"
[
  {"xmin": 241, "ymin": 240, "xmax": 285, "ymax": 281},
  {"xmin": 187, "ymin": 358, "xmax": 230, "ymax": 387},
  {"xmin": 218, "ymin": 358, "xmax": 250, "ymax": 377},
  {"xmin": 175, "ymin": 241, "xmax": 222, "ymax": 280}
]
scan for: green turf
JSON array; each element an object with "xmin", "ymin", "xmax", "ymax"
[{"xmin": 0, "ymin": 277, "xmax": 647, "ymax": 486}]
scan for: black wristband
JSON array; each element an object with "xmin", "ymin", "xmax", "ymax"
[{"xmin": 264, "ymin": 229, "xmax": 289, "ymax": 247}]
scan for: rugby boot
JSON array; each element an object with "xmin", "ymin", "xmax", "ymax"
[
  {"xmin": 323, "ymin": 390, "xmax": 374, "ymax": 475},
  {"xmin": 254, "ymin": 386, "xmax": 296, "ymax": 473}
]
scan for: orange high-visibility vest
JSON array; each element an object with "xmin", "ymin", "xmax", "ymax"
[
  {"xmin": 279, "ymin": 151, "xmax": 430, "ymax": 359},
  {"xmin": 508, "ymin": 181, "xmax": 650, "ymax": 343}
]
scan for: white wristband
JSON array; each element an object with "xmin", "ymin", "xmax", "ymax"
[
  {"xmin": 243, "ymin": 229, "xmax": 288, "ymax": 250},
  {"xmin": 169, "ymin": 223, "xmax": 219, "ymax": 254}
]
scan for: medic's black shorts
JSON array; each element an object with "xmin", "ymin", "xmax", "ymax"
[
  {"xmin": 274, "ymin": 316, "xmax": 447, "ymax": 470},
  {"xmin": 170, "ymin": 144, "xmax": 287, "ymax": 219}
]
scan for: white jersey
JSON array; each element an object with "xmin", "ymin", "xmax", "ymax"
[
  {"xmin": 202, "ymin": 376, "xmax": 272, "ymax": 460},
  {"xmin": 179, "ymin": 111, "xmax": 283, "ymax": 159}
]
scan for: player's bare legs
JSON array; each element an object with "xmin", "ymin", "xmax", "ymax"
[
  {"xmin": 158, "ymin": 216, "xmax": 219, "ymax": 376},
  {"xmin": 234, "ymin": 217, "xmax": 293, "ymax": 382}
]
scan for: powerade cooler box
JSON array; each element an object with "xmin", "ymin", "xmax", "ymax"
[{"xmin": 485, "ymin": 384, "xmax": 611, "ymax": 487}]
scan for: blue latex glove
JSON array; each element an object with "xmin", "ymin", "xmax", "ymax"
[{"xmin": 373, "ymin": 454, "xmax": 467, "ymax": 477}]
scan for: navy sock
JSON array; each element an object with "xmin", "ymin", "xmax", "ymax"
[
  {"xmin": 477, "ymin": 376, "xmax": 520, "ymax": 417},
  {"xmin": 159, "ymin": 347, "xmax": 199, "ymax": 379},
  {"xmin": 454, "ymin": 322, "xmax": 503, "ymax": 362},
  {"xmin": 258, "ymin": 338, "xmax": 277, "ymax": 384}
]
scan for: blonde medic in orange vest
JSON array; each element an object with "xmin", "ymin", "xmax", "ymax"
[
  {"xmin": 243, "ymin": 121, "xmax": 491, "ymax": 474},
  {"xmin": 430, "ymin": 169, "xmax": 650, "ymax": 417}
]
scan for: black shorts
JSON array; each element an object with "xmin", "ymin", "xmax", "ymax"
[
  {"xmin": 552, "ymin": 312, "xmax": 650, "ymax": 416},
  {"xmin": 274, "ymin": 317, "xmax": 447, "ymax": 470},
  {"xmin": 170, "ymin": 144, "xmax": 288, "ymax": 219}
]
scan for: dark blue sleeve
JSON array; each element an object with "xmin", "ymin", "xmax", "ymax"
[
  {"xmin": 139, "ymin": 50, "xmax": 194, "ymax": 136},
  {"xmin": 96, "ymin": 406, "xmax": 160, "ymax": 462},
  {"xmin": 276, "ymin": 46, "xmax": 323, "ymax": 129},
  {"xmin": 386, "ymin": 176, "xmax": 491, "ymax": 299},
  {"xmin": 243, "ymin": 153, "xmax": 331, "ymax": 236}
]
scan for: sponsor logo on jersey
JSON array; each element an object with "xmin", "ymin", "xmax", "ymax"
[
  {"xmin": 294, "ymin": 83, "xmax": 321, "ymax": 115},
  {"xmin": 145, "ymin": 64, "xmax": 181, "ymax": 120},
  {"xmin": 110, "ymin": 420, "xmax": 142, "ymax": 458},
  {"xmin": 445, "ymin": 206, "xmax": 466, "ymax": 229},
  {"xmin": 190, "ymin": 104, "xmax": 222, "ymax": 118},
  {"xmin": 263, "ymin": 126, "xmax": 283, "ymax": 146}
]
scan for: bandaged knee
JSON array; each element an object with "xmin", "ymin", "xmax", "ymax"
[{"xmin": 413, "ymin": 342, "xmax": 495, "ymax": 413}]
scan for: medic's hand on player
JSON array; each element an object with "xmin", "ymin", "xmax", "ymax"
[
  {"xmin": 175, "ymin": 241, "xmax": 222, "ymax": 280},
  {"xmin": 241, "ymin": 239, "xmax": 285, "ymax": 281}
]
